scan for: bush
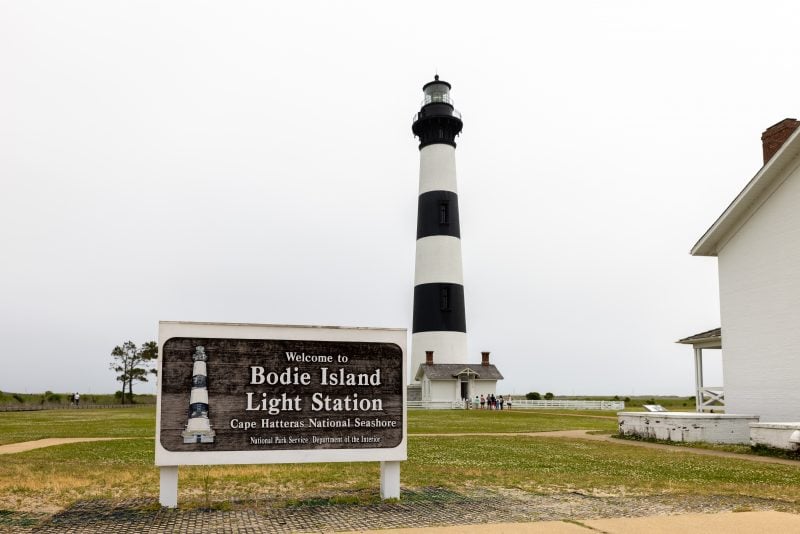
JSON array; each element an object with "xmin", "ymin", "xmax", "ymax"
[
  {"xmin": 526, "ymin": 392, "xmax": 541, "ymax": 400},
  {"xmin": 12, "ymin": 394, "xmax": 24, "ymax": 403},
  {"xmin": 544, "ymin": 392, "xmax": 554, "ymax": 400}
]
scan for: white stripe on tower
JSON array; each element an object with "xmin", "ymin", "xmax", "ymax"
[{"xmin": 410, "ymin": 75, "xmax": 467, "ymax": 379}]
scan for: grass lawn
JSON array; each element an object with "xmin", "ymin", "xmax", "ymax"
[
  {"xmin": 0, "ymin": 407, "xmax": 154, "ymax": 445},
  {"xmin": 408, "ymin": 408, "xmax": 617, "ymax": 434},
  {"xmin": 1, "ymin": 407, "xmax": 798, "ymax": 512}
]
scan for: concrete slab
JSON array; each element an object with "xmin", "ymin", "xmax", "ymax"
[
  {"xmin": 583, "ymin": 511, "xmax": 800, "ymax": 533},
  {"xmin": 347, "ymin": 511, "xmax": 800, "ymax": 534}
]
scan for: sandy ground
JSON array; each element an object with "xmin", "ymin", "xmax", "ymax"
[
  {"xmin": 348, "ymin": 511, "xmax": 800, "ymax": 533},
  {"xmin": 0, "ymin": 437, "xmax": 134, "ymax": 454}
]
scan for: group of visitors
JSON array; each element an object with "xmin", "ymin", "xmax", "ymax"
[
  {"xmin": 468, "ymin": 394, "xmax": 511, "ymax": 410},
  {"xmin": 70, "ymin": 392, "xmax": 80, "ymax": 406}
]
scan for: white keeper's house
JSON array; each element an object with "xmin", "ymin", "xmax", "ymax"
[
  {"xmin": 414, "ymin": 351, "xmax": 503, "ymax": 405},
  {"xmin": 687, "ymin": 119, "xmax": 800, "ymax": 423}
]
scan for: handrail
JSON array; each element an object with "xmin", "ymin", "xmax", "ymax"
[{"xmin": 412, "ymin": 108, "xmax": 462, "ymax": 123}]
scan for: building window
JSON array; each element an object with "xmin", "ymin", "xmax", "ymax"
[
  {"xmin": 439, "ymin": 201, "xmax": 449, "ymax": 224},
  {"xmin": 440, "ymin": 287, "xmax": 450, "ymax": 311}
]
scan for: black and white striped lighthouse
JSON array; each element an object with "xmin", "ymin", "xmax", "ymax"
[{"xmin": 410, "ymin": 76, "xmax": 468, "ymax": 376}]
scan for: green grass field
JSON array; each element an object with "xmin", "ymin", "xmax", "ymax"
[
  {"xmin": 0, "ymin": 391, "xmax": 155, "ymax": 408},
  {"xmin": 408, "ymin": 408, "xmax": 617, "ymax": 433},
  {"xmin": 0, "ymin": 407, "xmax": 154, "ymax": 445},
  {"xmin": 1, "ymin": 407, "xmax": 798, "ymax": 512}
]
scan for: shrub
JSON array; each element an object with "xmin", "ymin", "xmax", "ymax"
[
  {"xmin": 12, "ymin": 394, "xmax": 24, "ymax": 403},
  {"xmin": 526, "ymin": 392, "xmax": 541, "ymax": 400},
  {"xmin": 544, "ymin": 392, "xmax": 554, "ymax": 400}
]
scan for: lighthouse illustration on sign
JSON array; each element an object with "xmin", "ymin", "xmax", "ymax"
[{"xmin": 182, "ymin": 345, "xmax": 216, "ymax": 444}]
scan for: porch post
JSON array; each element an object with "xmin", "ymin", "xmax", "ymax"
[{"xmin": 693, "ymin": 347, "xmax": 704, "ymax": 412}]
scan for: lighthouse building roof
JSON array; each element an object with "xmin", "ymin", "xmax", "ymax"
[{"xmin": 414, "ymin": 363, "xmax": 504, "ymax": 382}]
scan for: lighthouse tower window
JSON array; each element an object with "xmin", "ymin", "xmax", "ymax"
[
  {"xmin": 439, "ymin": 201, "xmax": 449, "ymax": 224},
  {"xmin": 440, "ymin": 287, "xmax": 450, "ymax": 311}
]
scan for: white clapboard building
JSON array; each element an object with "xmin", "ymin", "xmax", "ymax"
[
  {"xmin": 689, "ymin": 119, "xmax": 800, "ymax": 423},
  {"xmin": 414, "ymin": 351, "xmax": 503, "ymax": 406}
]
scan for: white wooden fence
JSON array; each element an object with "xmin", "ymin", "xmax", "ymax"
[
  {"xmin": 511, "ymin": 399, "xmax": 624, "ymax": 410},
  {"xmin": 406, "ymin": 400, "xmax": 464, "ymax": 410},
  {"xmin": 407, "ymin": 399, "xmax": 624, "ymax": 410}
]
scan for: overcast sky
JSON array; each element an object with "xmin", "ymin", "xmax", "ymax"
[{"xmin": 2, "ymin": 1, "xmax": 798, "ymax": 397}]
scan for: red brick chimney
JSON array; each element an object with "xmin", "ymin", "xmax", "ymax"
[
  {"xmin": 425, "ymin": 351, "xmax": 434, "ymax": 365},
  {"xmin": 481, "ymin": 352, "xmax": 490, "ymax": 366},
  {"xmin": 762, "ymin": 118, "xmax": 800, "ymax": 164}
]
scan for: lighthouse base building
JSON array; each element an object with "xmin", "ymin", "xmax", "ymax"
[{"xmin": 410, "ymin": 351, "xmax": 503, "ymax": 407}]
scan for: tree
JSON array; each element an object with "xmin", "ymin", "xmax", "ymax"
[
  {"xmin": 110, "ymin": 340, "xmax": 158, "ymax": 404},
  {"xmin": 526, "ymin": 391, "xmax": 541, "ymax": 400},
  {"xmin": 544, "ymin": 392, "xmax": 554, "ymax": 400}
]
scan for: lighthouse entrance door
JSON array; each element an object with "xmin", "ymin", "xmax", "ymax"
[{"xmin": 458, "ymin": 369, "xmax": 478, "ymax": 402}]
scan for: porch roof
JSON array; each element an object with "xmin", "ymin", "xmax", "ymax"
[{"xmin": 677, "ymin": 328, "xmax": 721, "ymax": 348}]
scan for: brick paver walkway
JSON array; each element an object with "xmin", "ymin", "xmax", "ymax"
[{"xmin": 2, "ymin": 488, "xmax": 798, "ymax": 533}]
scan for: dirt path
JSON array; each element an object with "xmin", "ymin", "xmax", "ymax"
[
  {"xmin": 0, "ymin": 437, "xmax": 137, "ymax": 455},
  {"xmin": 413, "ymin": 430, "xmax": 800, "ymax": 467},
  {"xmin": 512, "ymin": 410, "xmax": 618, "ymax": 420}
]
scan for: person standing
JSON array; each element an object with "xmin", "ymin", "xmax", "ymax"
[
  {"xmin": 74, "ymin": 392, "xmax": 80, "ymax": 406},
  {"xmin": 499, "ymin": 395, "xmax": 504, "ymax": 410},
  {"xmin": 480, "ymin": 394, "xmax": 485, "ymax": 410}
]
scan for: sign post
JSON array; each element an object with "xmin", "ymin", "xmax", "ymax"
[{"xmin": 156, "ymin": 321, "xmax": 407, "ymax": 508}]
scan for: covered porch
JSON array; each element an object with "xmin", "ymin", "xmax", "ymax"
[{"xmin": 677, "ymin": 328, "xmax": 724, "ymax": 412}]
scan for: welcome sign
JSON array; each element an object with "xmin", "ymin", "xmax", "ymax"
[{"xmin": 155, "ymin": 321, "xmax": 407, "ymax": 466}]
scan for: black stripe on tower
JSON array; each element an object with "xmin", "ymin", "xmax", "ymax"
[
  {"xmin": 189, "ymin": 402, "xmax": 209, "ymax": 418},
  {"xmin": 412, "ymin": 283, "xmax": 466, "ymax": 333},
  {"xmin": 417, "ymin": 190, "xmax": 461, "ymax": 239},
  {"xmin": 412, "ymin": 109, "xmax": 463, "ymax": 149}
]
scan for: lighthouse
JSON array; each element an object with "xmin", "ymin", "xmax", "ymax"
[
  {"xmin": 182, "ymin": 345, "xmax": 215, "ymax": 444},
  {"xmin": 409, "ymin": 76, "xmax": 503, "ymax": 404},
  {"xmin": 410, "ymin": 75, "xmax": 468, "ymax": 373}
]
